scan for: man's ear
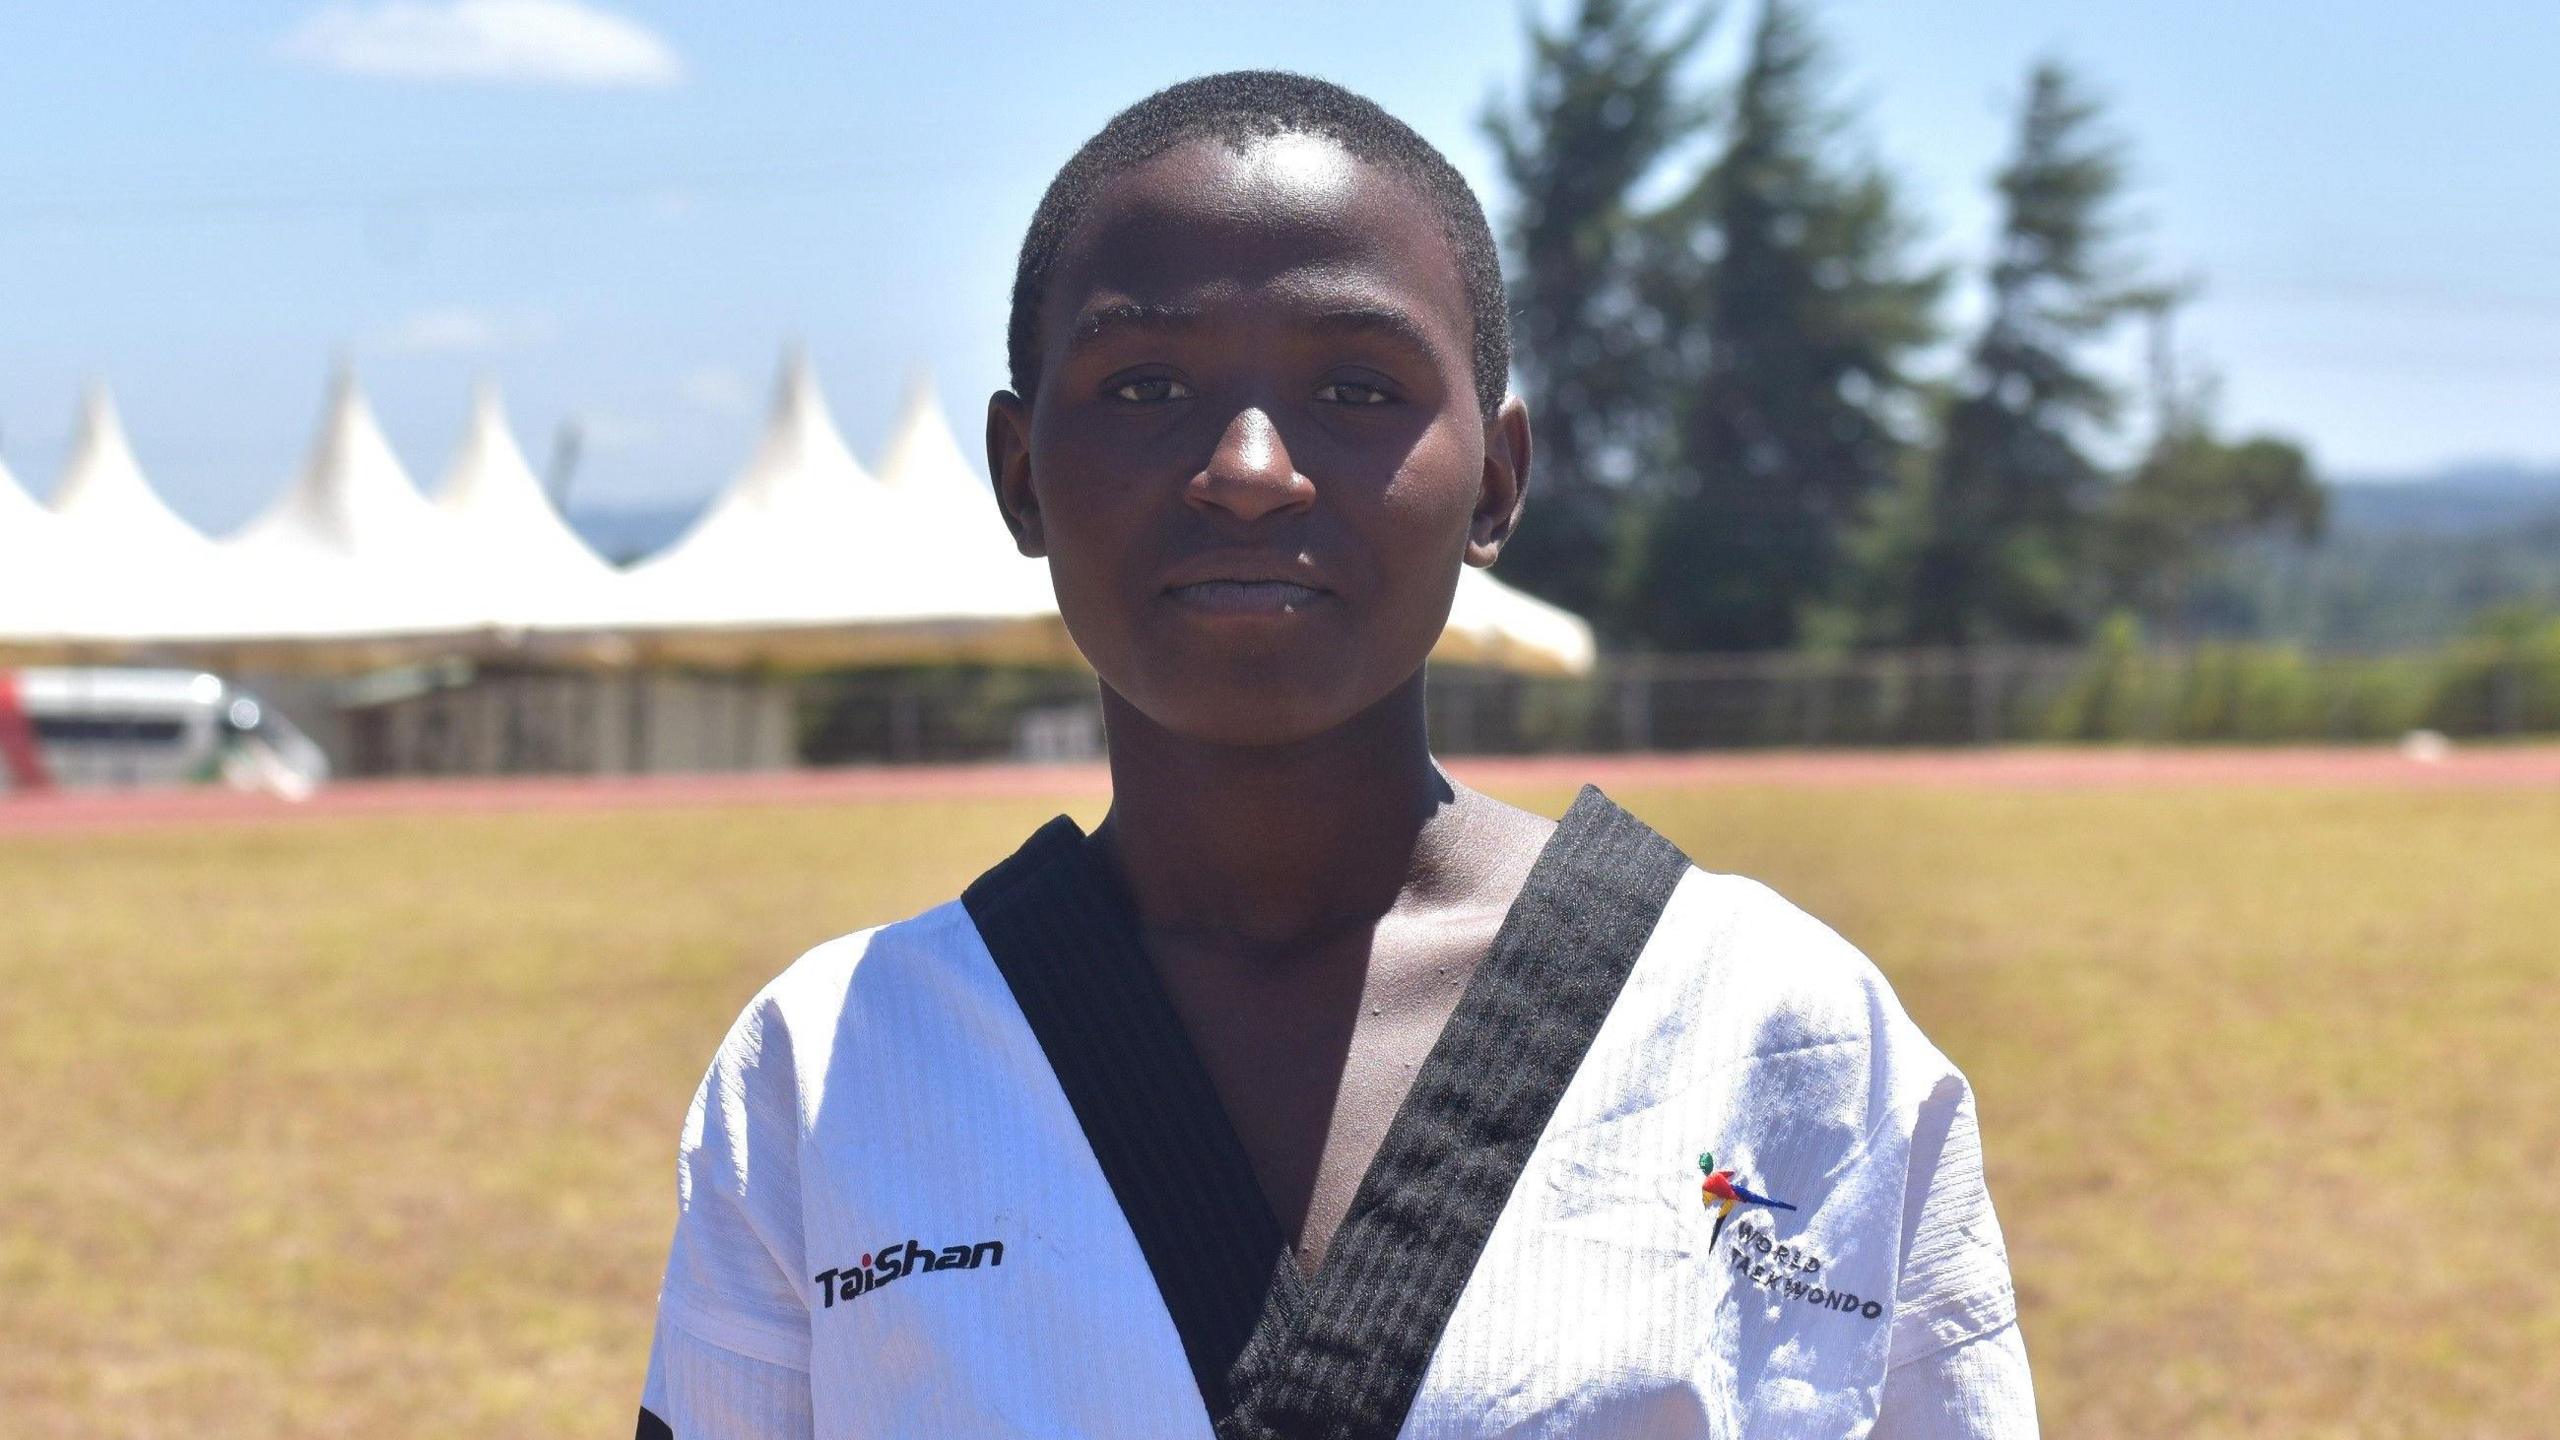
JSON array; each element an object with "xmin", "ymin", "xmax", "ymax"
[
  {"xmin": 1466, "ymin": 393, "xmax": 1531, "ymax": 567},
  {"xmin": 985, "ymin": 389, "xmax": 1046, "ymax": 557}
]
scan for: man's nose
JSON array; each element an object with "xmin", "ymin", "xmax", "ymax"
[{"xmin": 1189, "ymin": 406, "xmax": 1314, "ymax": 522}]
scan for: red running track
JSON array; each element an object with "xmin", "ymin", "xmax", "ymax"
[{"xmin": 5, "ymin": 743, "xmax": 2556, "ymax": 839}]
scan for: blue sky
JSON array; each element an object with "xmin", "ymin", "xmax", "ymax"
[{"xmin": 2, "ymin": 1, "xmax": 2553, "ymax": 535}]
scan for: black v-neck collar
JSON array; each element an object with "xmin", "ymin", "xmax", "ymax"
[{"xmin": 962, "ymin": 785, "xmax": 1693, "ymax": 1440}]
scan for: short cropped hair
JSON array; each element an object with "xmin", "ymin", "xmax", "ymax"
[{"xmin": 1007, "ymin": 69, "xmax": 1511, "ymax": 418}]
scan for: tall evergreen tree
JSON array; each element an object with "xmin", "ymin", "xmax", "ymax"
[
  {"xmin": 1627, "ymin": 0, "xmax": 1942, "ymax": 650},
  {"xmin": 1902, "ymin": 61, "xmax": 2136, "ymax": 645},
  {"xmin": 1483, "ymin": 0, "xmax": 1712, "ymax": 621},
  {"xmin": 2103, "ymin": 357, "xmax": 2326, "ymax": 635}
]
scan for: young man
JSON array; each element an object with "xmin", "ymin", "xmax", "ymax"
[{"xmin": 637, "ymin": 71, "xmax": 2034, "ymax": 1439}]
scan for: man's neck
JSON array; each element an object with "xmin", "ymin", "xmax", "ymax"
[{"xmin": 1091, "ymin": 671, "xmax": 1461, "ymax": 954}]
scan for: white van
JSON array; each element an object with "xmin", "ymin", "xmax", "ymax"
[{"xmin": 0, "ymin": 668, "xmax": 331, "ymax": 799}]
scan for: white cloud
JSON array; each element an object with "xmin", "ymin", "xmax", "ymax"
[
  {"xmin": 678, "ymin": 366, "xmax": 755, "ymax": 418},
  {"xmin": 280, "ymin": 0, "xmax": 683, "ymax": 88},
  {"xmin": 372, "ymin": 306, "xmax": 554, "ymax": 355}
]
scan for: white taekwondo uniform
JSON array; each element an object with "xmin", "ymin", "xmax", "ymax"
[{"xmin": 636, "ymin": 788, "xmax": 2037, "ymax": 1438}]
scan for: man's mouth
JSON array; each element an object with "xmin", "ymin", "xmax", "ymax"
[{"xmin": 1165, "ymin": 579, "xmax": 1329, "ymax": 614}]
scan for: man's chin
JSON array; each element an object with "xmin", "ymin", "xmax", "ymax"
[{"xmin": 1107, "ymin": 667, "xmax": 1389, "ymax": 753}]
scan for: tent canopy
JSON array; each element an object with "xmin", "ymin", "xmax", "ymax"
[
  {"xmin": 432, "ymin": 382, "xmax": 626, "ymax": 636},
  {"xmin": 615, "ymin": 353, "xmax": 1065, "ymax": 664},
  {"xmin": 621, "ymin": 348, "xmax": 888, "ymax": 616},
  {"xmin": 49, "ymin": 383, "xmax": 209, "ymax": 560},
  {"xmin": 0, "ymin": 454, "xmax": 78, "ymax": 652},
  {"xmin": 33, "ymin": 384, "xmax": 226, "ymax": 652}
]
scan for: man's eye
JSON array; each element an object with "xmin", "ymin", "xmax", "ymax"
[
  {"xmin": 1111, "ymin": 377, "xmax": 1192, "ymax": 403},
  {"xmin": 1316, "ymin": 381, "xmax": 1393, "ymax": 406}
]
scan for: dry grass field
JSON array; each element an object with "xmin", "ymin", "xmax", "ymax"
[{"xmin": 3, "ymin": 778, "xmax": 2555, "ymax": 1437}]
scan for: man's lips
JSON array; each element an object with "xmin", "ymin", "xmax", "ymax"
[
  {"xmin": 1164, "ymin": 578, "xmax": 1330, "ymax": 615},
  {"xmin": 1158, "ymin": 549, "xmax": 1336, "ymax": 615}
]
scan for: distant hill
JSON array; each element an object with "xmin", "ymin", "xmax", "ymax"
[
  {"xmin": 2326, "ymin": 463, "xmax": 2560, "ymax": 537},
  {"xmin": 2188, "ymin": 463, "xmax": 2560, "ymax": 647}
]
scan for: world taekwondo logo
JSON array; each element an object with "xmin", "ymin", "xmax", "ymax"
[
  {"xmin": 1697, "ymin": 1151, "xmax": 1797, "ymax": 1247},
  {"xmin": 1695, "ymin": 1150, "xmax": 1881, "ymax": 1323}
]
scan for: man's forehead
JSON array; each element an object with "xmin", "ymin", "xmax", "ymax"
[
  {"xmin": 1199, "ymin": 131, "xmax": 1362, "ymax": 210},
  {"xmin": 1045, "ymin": 134, "xmax": 1470, "ymax": 341},
  {"xmin": 1065, "ymin": 289, "xmax": 1444, "ymax": 358}
]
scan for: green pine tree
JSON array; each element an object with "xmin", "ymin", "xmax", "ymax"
[
  {"xmin": 1902, "ymin": 61, "xmax": 2137, "ymax": 645},
  {"xmin": 2104, "ymin": 374, "xmax": 2327, "ymax": 637},
  {"xmin": 1627, "ymin": 0, "xmax": 1943, "ymax": 650},
  {"xmin": 1483, "ymin": 0, "xmax": 1714, "ymax": 622}
]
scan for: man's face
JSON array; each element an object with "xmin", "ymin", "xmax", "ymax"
[{"xmin": 990, "ymin": 133, "xmax": 1527, "ymax": 748}]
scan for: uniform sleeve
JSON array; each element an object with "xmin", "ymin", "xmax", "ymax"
[
  {"xmin": 1873, "ymin": 1074, "xmax": 2037, "ymax": 1438},
  {"xmin": 636, "ymin": 998, "xmax": 816, "ymax": 1440},
  {"xmin": 1874, "ymin": 1321, "xmax": 2036, "ymax": 1439}
]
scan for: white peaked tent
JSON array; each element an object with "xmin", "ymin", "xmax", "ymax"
[
  {"xmin": 42, "ymin": 383, "xmax": 225, "ymax": 647},
  {"xmin": 0, "ymin": 452, "xmax": 78, "ymax": 652},
  {"xmin": 0, "ymin": 453, "xmax": 47, "ymax": 543},
  {"xmin": 430, "ymin": 381, "xmax": 626, "ymax": 636},
  {"xmin": 874, "ymin": 372, "xmax": 981, "ymax": 493},
  {"xmin": 0, "ymin": 454, "xmax": 42, "ymax": 522},
  {"xmin": 1441, "ymin": 565, "xmax": 1596, "ymax": 675},
  {"xmin": 870, "ymin": 374, "xmax": 1063, "ymax": 624},
  {"xmin": 618, "ymin": 351, "xmax": 1069, "ymax": 665},
  {"xmin": 625, "ymin": 347, "xmax": 881, "ymax": 598},
  {"xmin": 48, "ymin": 383, "xmax": 208, "ymax": 560},
  {"xmin": 217, "ymin": 367, "xmax": 471, "ymax": 646}
]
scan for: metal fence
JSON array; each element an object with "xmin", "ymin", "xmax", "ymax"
[
  {"xmin": 310, "ymin": 643, "xmax": 2558, "ymax": 777},
  {"xmin": 1430, "ymin": 651, "xmax": 2074, "ymax": 752},
  {"xmin": 1429, "ymin": 646, "xmax": 2547, "ymax": 751}
]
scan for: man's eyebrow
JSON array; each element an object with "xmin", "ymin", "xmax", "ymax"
[
  {"xmin": 1060, "ymin": 300, "xmax": 1446, "ymax": 359},
  {"xmin": 1066, "ymin": 301, "xmax": 1205, "ymax": 348},
  {"xmin": 1307, "ymin": 306, "xmax": 1442, "ymax": 354}
]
